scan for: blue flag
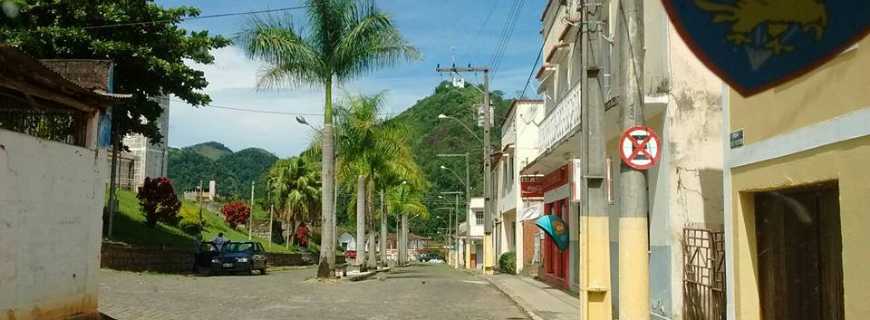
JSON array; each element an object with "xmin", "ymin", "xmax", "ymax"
[
  {"xmin": 536, "ymin": 215, "xmax": 569, "ymax": 251},
  {"xmin": 662, "ymin": 0, "xmax": 870, "ymax": 96}
]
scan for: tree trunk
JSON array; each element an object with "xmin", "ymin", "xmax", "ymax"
[
  {"xmin": 366, "ymin": 181, "xmax": 377, "ymax": 269},
  {"xmin": 399, "ymin": 214, "xmax": 408, "ymax": 266},
  {"xmin": 317, "ymin": 78, "xmax": 336, "ymax": 279},
  {"xmin": 379, "ymin": 191, "xmax": 387, "ymax": 267},
  {"xmin": 367, "ymin": 227, "xmax": 377, "ymax": 269},
  {"xmin": 355, "ymin": 175, "xmax": 366, "ymax": 267}
]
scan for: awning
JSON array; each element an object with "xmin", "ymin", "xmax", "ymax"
[{"xmin": 519, "ymin": 203, "xmax": 543, "ymax": 222}]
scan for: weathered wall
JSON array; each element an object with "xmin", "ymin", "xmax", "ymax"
[
  {"xmin": 603, "ymin": 2, "xmax": 724, "ymax": 317},
  {"xmin": 0, "ymin": 129, "xmax": 107, "ymax": 320}
]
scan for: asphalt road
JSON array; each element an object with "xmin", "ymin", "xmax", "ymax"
[{"xmin": 99, "ymin": 264, "xmax": 529, "ymax": 320}]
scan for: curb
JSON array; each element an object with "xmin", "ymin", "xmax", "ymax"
[
  {"xmin": 480, "ymin": 275, "xmax": 545, "ymax": 320},
  {"xmin": 347, "ymin": 267, "xmax": 391, "ymax": 282}
]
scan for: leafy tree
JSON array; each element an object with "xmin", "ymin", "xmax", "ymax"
[
  {"xmin": 137, "ymin": 177, "xmax": 182, "ymax": 227},
  {"xmin": 221, "ymin": 201, "xmax": 251, "ymax": 229},
  {"xmin": 0, "ymin": 0, "xmax": 230, "ymax": 142},
  {"xmin": 237, "ymin": 0, "xmax": 419, "ymax": 277}
]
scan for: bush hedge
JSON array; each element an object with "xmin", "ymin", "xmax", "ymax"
[{"xmin": 498, "ymin": 251, "xmax": 516, "ymax": 274}]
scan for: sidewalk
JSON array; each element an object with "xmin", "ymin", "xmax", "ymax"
[{"xmin": 483, "ymin": 273, "xmax": 580, "ymax": 320}]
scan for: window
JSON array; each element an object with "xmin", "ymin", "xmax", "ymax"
[{"xmin": 475, "ymin": 210, "xmax": 484, "ymax": 225}]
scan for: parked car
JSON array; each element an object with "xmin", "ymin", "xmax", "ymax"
[{"xmin": 194, "ymin": 241, "xmax": 268, "ymax": 275}]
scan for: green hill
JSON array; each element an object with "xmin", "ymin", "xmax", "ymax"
[
  {"xmin": 168, "ymin": 143, "xmax": 277, "ymax": 200},
  {"xmin": 186, "ymin": 141, "xmax": 233, "ymax": 160},
  {"xmin": 386, "ymin": 81, "xmax": 511, "ymax": 235},
  {"xmin": 109, "ymin": 189, "xmax": 298, "ymax": 253}
]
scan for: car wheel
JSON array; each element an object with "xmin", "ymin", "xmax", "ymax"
[{"xmin": 259, "ymin": 268, "xmax": 267, "ymax": 275}]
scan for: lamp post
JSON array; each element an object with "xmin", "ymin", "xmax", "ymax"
[
  {"xmin": 436, "ymin": 153, "xmax": 470, "ymax": 227},
  {"xmin": 440, "ymin": 191, "xmax": 462, "ymax": 269},
  {"xmin": 437, "ymin": 114, "xmax": 483, "ymax": 145}
]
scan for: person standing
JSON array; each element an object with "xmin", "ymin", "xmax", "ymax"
[
  {"xmin": 213, "ymin": 232, "xmax": 227, "ymax": 251},
  {"xmin": 295, "ymin": 223, "xmax": 310, "ymax": 248}
]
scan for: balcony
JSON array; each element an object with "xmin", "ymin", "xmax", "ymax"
[{"xmin": 539, "ymin": 82, "xmax": 581, "ymax": 153}]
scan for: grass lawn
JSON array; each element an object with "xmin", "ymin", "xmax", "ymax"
[{"xmin": 109, "ymin": 189, "xmax": 302, "ymax": 254}]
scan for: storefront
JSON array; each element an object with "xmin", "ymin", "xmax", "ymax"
[{"xmin": 535, "ymin": 163, "xmax": 577, "ymax": 290}]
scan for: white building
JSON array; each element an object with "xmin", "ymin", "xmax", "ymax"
[
  {"xmin": 0, "ymin": 48, "xmax": 124, "ymax": 320},
  {"xmin": 494, "ymin": 100, "xmax": 545, "ymax": 273},
  {"xmin": 518, "ymin": 0, "xmax": 724, "ymax": 317},
  {"xmin": 112, "ymin": 95, "xmax": 170, "ymax": 189},
  {"xmin": 456, "ymin": 197, "xmax": 485, "ymax": 270}
]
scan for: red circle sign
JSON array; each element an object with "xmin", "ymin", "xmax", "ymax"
[{"xmin": 619, "ymin": 126, "xmax": 661, "ymax": 170}]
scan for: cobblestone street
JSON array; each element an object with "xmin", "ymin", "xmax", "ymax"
[{"xmin": 99, "ymin": 264, "xmax": 528, "ymax": 320}]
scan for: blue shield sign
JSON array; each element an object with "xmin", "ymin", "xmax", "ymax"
[
  {"xmin": 536, "ymin": 215, "xmax": 569, "ymax": 251},
  {"xmin": 662, "ymin": 1, "xmax": 870, "ymax": 96}
]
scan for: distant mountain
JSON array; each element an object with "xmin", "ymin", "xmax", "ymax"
[
  {"xmin": 185, "ymin": 141, "xmax": 233, "ymax": 160},
  {"xmin": 168, "ymin": 143, "xmax": 278, "ymax": 200}
]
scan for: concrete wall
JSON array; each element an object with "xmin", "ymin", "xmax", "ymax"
[
  {"xmin": 0, "ymin": 129, "xmax": 107, "ymax": 320},
  {"xmin": 726, "ymin": 36, "xmax": 870, "ymax": 320}
]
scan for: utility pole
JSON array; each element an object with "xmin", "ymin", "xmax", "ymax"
[
  {"xmin": 198, "ymin": 180, "xmax": 204, "ymax": 241},
  {"xmin": 453, "ymin": 193, "xmax": 460, "ymax": 269},
  {"xmin": 106, "ymin": 138, "xmax": 120, "ymax": 239},
  {"xmin": 578, "ymin": 0, "xmax": 614, "ymax": 318},
  {"xmin": 268, "ymin": 180, "xmax": 273, "ymax": 248},
  {"xmin": 248, "ymin": 180, "xmax": 254, "ymax": 240},
  {"xmin": 435, "ymin": 64, "xmax": 494, "ymax": 274},
  {"xmin": 617, "ymin": 0, "xmax": 650, "ymax": 319}
]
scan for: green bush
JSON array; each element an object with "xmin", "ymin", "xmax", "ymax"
[
  {"xmin": 178, "ymin": 204, "xmax": 202, "ymax": 235},
  {"xmin": 498, "ymin": 251, "xmax": 517, "ymax": 275}
]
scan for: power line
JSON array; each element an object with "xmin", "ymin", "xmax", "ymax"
[
  {"xmin": 489, "ymin": 0, "xmax": 527, "ymax": 77},
  {"xmin": 170, "ymin": 100, "xmax": 396, "ymax": 117},
  {"xmin": 520, "ymin": 43, "xmax": 544, "ymax": 98},
  {"xmin": 488, "ymin": 0, "xmax": 522, "ymax": 72},
  {"xmin": 83, "ymin": 5, "xmax": 309, "ymax": 30}
]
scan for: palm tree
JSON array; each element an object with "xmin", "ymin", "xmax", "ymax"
[
  {"xmin": 386, "ymin": 183, "xmax": 428, "ymax": 266},
  {"xmin": 238, "ymin": 0, "xmax": 419, "ymax": 277},
  {"xmin": 337, "ymin": 94, "xmax": 425, "ymax": 268},
  {"xmin": 267, "ymin": 156, "xmax": 321, "ymax": 249}
]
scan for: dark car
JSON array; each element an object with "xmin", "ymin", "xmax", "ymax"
[{"xmin": 194, "ymin": 241, "xmax": 268, "ymax": 275}]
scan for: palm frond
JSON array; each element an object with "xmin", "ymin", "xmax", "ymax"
[{"xmin": 236, "ymin": 15, "xmax": 326, "ymax": 88}]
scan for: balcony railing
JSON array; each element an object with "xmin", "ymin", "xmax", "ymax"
[{"xmin": 539, "ymin": 83, "xmax": 581, "ymax": 152}]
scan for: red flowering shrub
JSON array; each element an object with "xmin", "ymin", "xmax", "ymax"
[
  {"xmin": 221, "ymin": 201, "xmax": 250, "ymax": 229},
  {"xmin": 137, "ymin": 177, "xmax": 182, "ymax": 227}
]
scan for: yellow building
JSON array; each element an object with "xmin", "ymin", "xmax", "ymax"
[{"xmin": 724, "ymin": 37, "xmax": 870, "ymax": 319}]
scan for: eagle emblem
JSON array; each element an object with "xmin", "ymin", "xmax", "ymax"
[{"xmin": 695, "ymin": 0, "xmax": 828, "ymax": 69}]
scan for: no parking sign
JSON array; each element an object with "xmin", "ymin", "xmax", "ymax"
[{"xmin": 619, "ymin": 126, "xmax": 661, "ymax": 170}]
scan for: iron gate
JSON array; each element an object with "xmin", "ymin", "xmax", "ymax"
[{"xmin": 683, "ymin": 228, "xmax": 726, "ymax": 320}]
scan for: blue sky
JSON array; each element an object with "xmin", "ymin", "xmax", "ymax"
[{"xmin": 160, "ymin": 0, "xmax": 544, "ymax": 157}]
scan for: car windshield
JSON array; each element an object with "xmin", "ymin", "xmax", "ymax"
[{"xmin": 222, "ymin": 242, "xmax": 254, "ymax": 253}]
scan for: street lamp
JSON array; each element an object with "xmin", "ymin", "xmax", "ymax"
[{"xmin": 437, "ymin": 113, "xmax": 483, "ymax": 145}]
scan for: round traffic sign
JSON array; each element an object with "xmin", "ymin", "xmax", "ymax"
[{"xmin": 619, "ymin": 126, "xmax": 661, "ymax": 170}]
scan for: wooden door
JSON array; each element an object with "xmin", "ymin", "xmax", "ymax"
[{"xmin": 755, "ymin": 185, "xmax": 843, "ymax": 320}]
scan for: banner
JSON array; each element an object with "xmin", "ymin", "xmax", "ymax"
[{"xmin": 536, "ymin": 215, "xmax": 569, "ymax": 251}]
